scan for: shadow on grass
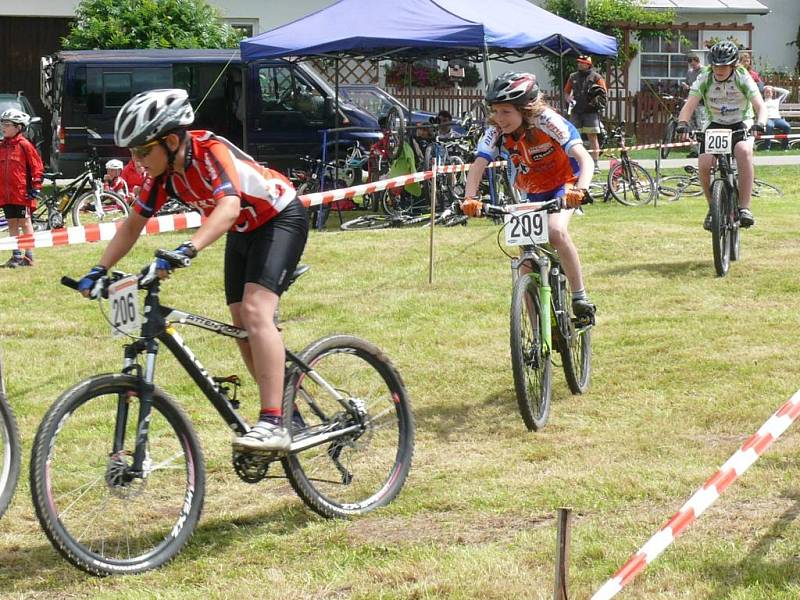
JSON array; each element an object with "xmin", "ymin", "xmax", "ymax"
[
  {"xmin": 0, "ymin": 502, "xmax": 316, "ymax": 590},
  {"xmin": 596, "ymin": 259, "xmax": 711, "ymax": 279},
  {"xmin": 705, "ymin": 488, "xmax": 800, "ymax": 599}
]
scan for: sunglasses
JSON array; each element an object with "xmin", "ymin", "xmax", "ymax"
[{"xmin": 130, "ymin": 138, "xmax": 160, "ymax": 159}]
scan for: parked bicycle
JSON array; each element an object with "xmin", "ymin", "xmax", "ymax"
[
  {"xmin": 604, "ymin": 124, "xmax": 656, "ymax": 206},
  {"xmin": 35, "ymin": 145, "xmax": 128, "ymax": 231},
  {"xmin": 454, "ymin": 197, "xmax": 593, "ymax": 431},
  {"xmin": 30, "ymin": 253, "xmax": 415, "ymax": 575},
  {"xmin": 0, "ymin": 352, "xmax": 21, "ymax": 521}
]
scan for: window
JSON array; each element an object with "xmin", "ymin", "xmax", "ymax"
[
  {"xmin": 639, "ymin": 29, "xmax": 701, "ymax": 95},
  {"xmin": 103, "ymin": 72, "xmax": 132, "ymax": 108}
]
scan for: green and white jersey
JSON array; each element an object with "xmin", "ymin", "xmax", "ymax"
[{"xmin": 689, "ymin": 66, "xmax": 759, "ymax": 126}]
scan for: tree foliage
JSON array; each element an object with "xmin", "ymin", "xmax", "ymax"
[
  {"xmin": 542, "ymin": 0, "xmax": 675, "ymax": 88},
  {"xmin": 63, "ymin": 0, "xmax": 242, "ymax": 50}
]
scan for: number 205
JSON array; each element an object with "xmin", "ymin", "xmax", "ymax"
[{"xmin": 510, "ymin": 213, "xmax": 543, "ymax": 238}]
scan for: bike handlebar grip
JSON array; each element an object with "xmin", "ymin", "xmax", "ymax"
[
  {"xmin": 61, "ymin": 276, "xmax": 80, "ymax": 290},
  {"xmin": 155, "ymin": 248, "xmax": 191, "ymax": 268}
]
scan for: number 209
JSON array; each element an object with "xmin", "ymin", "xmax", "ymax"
[{"xmin": 510, "ymin": 213, "xmax": 543, "ymax": 238}]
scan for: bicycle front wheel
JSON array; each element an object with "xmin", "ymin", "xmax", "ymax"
[
  {"xmin": 710, "ymin": 179, "xmax": 731, "ymax": 277},
  {"xmin": 282, "ymin": 335, "xmax": 415, "ymax": 519},
  {"xmin": 510, "ymin": 273, "xmax": 552, "ymax": 431},
  {"xmin": 0, "ymin": 359, "xmax": 21, "ymax": 521},
  {"xmin": 72, "ymin": 191, "xmax": 130, "ymax": 227},
  {"xmin": 608, "ymin": 160, "xmax": 655, "ymax": 206},
  {"xmin": 30, "ymin": 374, "xmax": 205, "ymax": 575}
]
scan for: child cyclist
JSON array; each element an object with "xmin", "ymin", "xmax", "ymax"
[
  {"xmin": 0, "ymin": 108, "xmax": 43, "ymax": 268},
  {"xmin": 461, "ymin": 72, "xmax": 596, "ymax": 318},
  {"xmin": 76, "ymin": 89, "xmax": 309, "ymax": 452}
]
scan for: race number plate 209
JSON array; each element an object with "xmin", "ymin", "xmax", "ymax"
[
  {"xmin": 503, "ymin": 204, "xmax": 549, "ymax": 246},
  {"xmin": 704, "ymin": 129, "xmax": 733, "ymax": 155},
  {"xmin": 108, "ymin": 275, "xmax": 141, "ymax": 337}
]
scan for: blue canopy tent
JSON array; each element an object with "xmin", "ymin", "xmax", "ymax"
[{"xmin": 241, "ymin": 0, "xmax": 617, "ymax": 61}]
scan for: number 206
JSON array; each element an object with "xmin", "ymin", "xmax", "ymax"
[{"xmin": 112, "ymin": 293, "xmax": 136, "ymax": 326}]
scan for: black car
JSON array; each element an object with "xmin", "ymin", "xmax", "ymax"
[{"xmin": 0, "ymin": 92, "xmax": 44, "ymax": 154}]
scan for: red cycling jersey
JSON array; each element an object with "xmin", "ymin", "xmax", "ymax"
[{"xmin": 134, "ymin": 131, "xmax": 296, "ymax": 232}]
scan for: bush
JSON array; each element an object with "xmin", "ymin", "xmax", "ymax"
[{"xmin": 385, "ymin": 61, "xmax": 481, "ymax": 88}]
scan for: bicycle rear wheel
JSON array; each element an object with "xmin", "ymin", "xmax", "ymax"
[
  {"xmin": 0, "ymin": 357, "xmax": 21, "ymax": 521},
  {"xmin": 608, "ymin": 160, "xmax": 655, "ymax": 206},
  {"xmin": 710, "ymin": 179, "xmax": 731, "ymax": 277},
  {"xmin": 30, "ymin": 374, "xmax": 205, "ymax": 575},
  {"xmin": 72, "ymin": 191, "xmax": 130, "ymax": 227},
  {"xmin": 340, "ymin": 215, "xmax": 394, "ymax": 231},
  {"xmin": 510, "ymin": 273, "xmax": 552, "ymax": 431},
  {"xmin": 752, "ymin": 179, "xmax": 781, "ymax": 197},
  {"xmin": 385, "ymin": 107, "xmax": 406, "ymax": 161},
  {"xmin": 660, "ymin": 175, "xmax": 702, "ymax": 199},
  {"xmin": 282, "ymin": 335, "xmax": 415, "ymax": 519},
  {"xmin": 552, "ymin": 274, "xmax": 592, "ymax": 395}
]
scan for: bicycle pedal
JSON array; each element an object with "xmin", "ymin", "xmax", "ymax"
[{"xmin": 574, "ymin": 313, "xmax": 595, "ymax": 328}]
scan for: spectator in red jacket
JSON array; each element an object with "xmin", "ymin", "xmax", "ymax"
[
  {"xmin": 120, "ymin": 157, "xmax": 146, "ymax": 202},
  {"xmin": 0, "ymin": 108, "xmax": 43, "ymax": 267}
]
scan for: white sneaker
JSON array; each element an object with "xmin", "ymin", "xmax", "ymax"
[{"xmin": 233, "ymin": 421, "xmax": 291, "ymax": 453}]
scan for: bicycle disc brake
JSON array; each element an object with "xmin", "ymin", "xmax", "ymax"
[{"xmin": 105, "ymin": 451, "xmax": 147, "ymax": 499}]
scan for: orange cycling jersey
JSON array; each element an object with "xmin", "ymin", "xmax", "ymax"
[
  {"xmin": 134, "ymin": 130, "xmax": 296, "ymax": 232},
  {"xmin": 476, "ymin": 108, "xmax": 582, "ymax": 198}
]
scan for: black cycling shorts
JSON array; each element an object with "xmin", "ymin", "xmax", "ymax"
[
  {"xmin": 224, "ymin": 197, "xmax": 309, "ymax": 304},
  {"xmin": 1, "ymin": 204, "xmax": 29, "ymax": 219},
  {"xmin": 700, "ymin": 121, "xmax": 748, "ymax": 154}
]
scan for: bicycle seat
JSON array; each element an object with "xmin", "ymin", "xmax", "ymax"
[
  {"xmin": 286, "ymin": 264, "xmax": 310, "ymax": 289},
  {"xmin": 44, "ymin": 172, "xmax": 62, "ymax": 180}
]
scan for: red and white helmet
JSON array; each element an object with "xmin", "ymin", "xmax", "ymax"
[
  {"xmin": 0, "ymin": 108, "xmax": 30, "ymax": 127},
  {"xmin": 485, "ymin": 72, "xmax": 540, "ymax": 106},
  {"xmin": 114, "ymin": 88, "xmax": 195, "ymax": 148},
  {"xmin": 106, "ymin": 159, "xmax": 124, "ymax": 170}
]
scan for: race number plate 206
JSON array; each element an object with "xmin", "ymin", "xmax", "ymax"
[
  {"xmin": 108, "ymin": 275, "xmax": 141, "ymax": 337},
  {"xmin": 503, "ymin": 204, "xmax": 549, "ymax": 246},
  {"xmin": 704, "ymin": 128, "xmax": 733, "ymax": 155}
]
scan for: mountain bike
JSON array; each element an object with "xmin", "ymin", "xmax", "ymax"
[
  {"xmin": 455, "ymin": 197, "xmax": 594, "ymax": 431},
  {"xmin": 36, "ymin": 146, "xmax": 129, "ymax": 231},
  {"xmin": 698, "ymin": 128, "xmax": 749, "ymax": 276},
  {"xmin": 0, "ymin": 352, "xmax": 21, "ymax": 521},
  {"xmin": 30, "ymin": 254, "xmax": 415, "ymax": 576},
  {"xmin": 605, "ymin": 124, "xmax": 656, "ymax": 206}
]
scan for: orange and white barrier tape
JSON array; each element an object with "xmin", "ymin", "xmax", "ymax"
[
  {"xmin": 0, "ymin": 211, "xmax": 205, "ymax": 251},
  {"xmin": 600, "ymin": 141, "xmax": 693, "ymax": 157},
  {"xmin": 1, "ymin": 159, "xmax": 513, "ymax": 250},
  {"xmin": 591, "ymin": 389, "xmax": 800, "ymax": 600}
]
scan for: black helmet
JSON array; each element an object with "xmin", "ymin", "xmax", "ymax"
[
  {"xmin": 587, "ymin": 84, "xmax": 607, "ymax": 110},
  {"xmin": 709, "ymin": 41, "xmax": 739, "ymax": 66},
  {"xmin": 485, "ymin": 72, "xmax": 540, "ymax": 106}
]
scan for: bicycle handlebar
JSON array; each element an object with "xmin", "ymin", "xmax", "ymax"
[{"xmin": 61, "ymin": 250, "xmax": 192, "ymax": 296}]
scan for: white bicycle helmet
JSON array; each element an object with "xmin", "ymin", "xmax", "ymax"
[
  {"xmin": 114, "ymin": 89, "xmax": 195, "ymax": 148},
  {"xmin": 0, "ymin": 108, "xmax": 31, "ymax": 127},
  {"xmin": 106, "ymin": 159, "xmax": 124, "ymax": 170},
  {"xmin": 485, "ymin": 72, "xmax": 540, "ymax": 106}
]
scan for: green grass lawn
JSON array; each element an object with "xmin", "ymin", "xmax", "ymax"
[{"xmin": 1, "ymin": 165, "xmax": 799, "ymax": 598}]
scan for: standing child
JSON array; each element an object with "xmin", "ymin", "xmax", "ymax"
[
  {"xmin": 103, "ymin": 159, "xmax": 129, "ymax": 199},
  {"xmin": 0, "ymin": 109, "xmax": 43, "ymax": 267},
  {"xmin": 119, "ymin": 157, "xmax": 146, "ymax": 203}
]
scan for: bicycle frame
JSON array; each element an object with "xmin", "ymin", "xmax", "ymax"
[{"xmin": 114, "ymin": 275, "xmax": 366, "ymax": 476}]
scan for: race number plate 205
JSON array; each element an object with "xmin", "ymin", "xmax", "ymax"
[
  {"xmin": 704, "ymin": 128, "xmax": 733, "ymax": 155},
  {"xmin": 503, "ymin": 204, "xmax": 549, "ymax": 246},
  {"xmin": 108, "ymin": 275, "xmax": 141, "ymax": 338}
]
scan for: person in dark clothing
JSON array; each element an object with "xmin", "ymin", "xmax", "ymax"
[{"xmin": 565, "ymin": 56, "xmax": 607, "ymax": 172}]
